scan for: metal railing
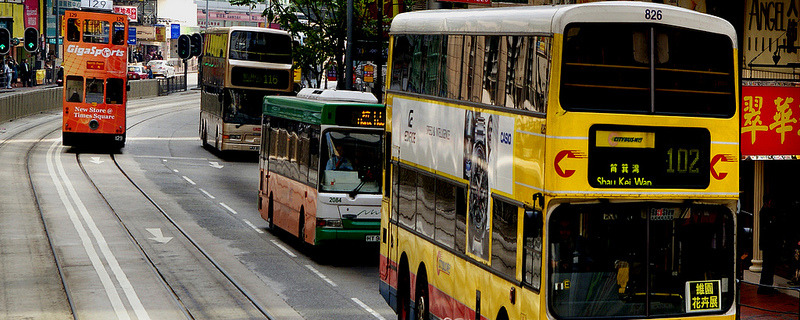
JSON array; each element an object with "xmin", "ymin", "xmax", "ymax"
[
  {"xmin": 737, "ymin": 279, "xmax": 800, "ymax": 319},
  {"xmin": 157, "ymin": 75, "xmax": 187, "ymax": 96}
]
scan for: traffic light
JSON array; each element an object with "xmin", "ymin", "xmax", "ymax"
[
  {"xmin": 190, "ymin": 33, "xmax": 203, "ymax": 57},
  {"xmin": 0, "ymin": 28, "xmax": 9, "ymax": 55},
  {"xmin": 177, "ymin": 34, "xmax": 191, "ymax": 59},
  {"xmin": 24, "ymin": 27, "xmax": 38, "ymax": 53}
]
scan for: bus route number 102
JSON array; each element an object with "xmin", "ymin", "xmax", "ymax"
[{"xmin": 645, "ymin": 9, "xmax": 663, "ymax": 21}]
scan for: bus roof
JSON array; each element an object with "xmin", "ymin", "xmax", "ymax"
[
  {"xmin": 205, "ymin": 26, "xmax": 289, "ymax": 36},
  {"xmin": 390, "ymin": 2, "xmax": 737, "ymax": 45},
  {"xmin": 264, "ymin": 96, "xmax": 384, "ymax": 126}
]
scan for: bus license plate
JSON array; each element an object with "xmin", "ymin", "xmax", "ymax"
[{"xmin": 365, "ymin": 234, "xmax": 380, "ymax": 242}]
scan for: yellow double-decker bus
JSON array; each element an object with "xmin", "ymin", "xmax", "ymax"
[{"xmin": 379, "ymin": 2, "xmax": 740, "ymax": 320}]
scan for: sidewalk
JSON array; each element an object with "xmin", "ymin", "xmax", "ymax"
[{"xmin": 740, "ymin": 270, "xmax": 800, "ymax": 319}]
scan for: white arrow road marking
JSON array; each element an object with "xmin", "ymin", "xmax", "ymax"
[
  {"xmin": 209, "ymin": 161, "xmax": 224, "ymax": 169},
  {"xmin": 146, "ymin": 228, "xmax": 173, "ymax": 244},
  {"xmin": 90, "ymin": 157, "xmax": 104, "ymax": 164}
]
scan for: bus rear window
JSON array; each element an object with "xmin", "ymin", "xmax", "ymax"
[
  {"xmin": 560, "ymin": 23, "xmax": 735, "ymax": 118},
  {"xmin": 549, "ymin": 202, "xmax": 734, "ymax": 318},
  {"xmin": 229, "ymin": 31, "xmax": 291, "ymax": 64}
]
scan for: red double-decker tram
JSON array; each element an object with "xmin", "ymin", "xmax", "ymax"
[{"xmin": 62, "ymin": 9, "xmax": 129, "ymax": 149}]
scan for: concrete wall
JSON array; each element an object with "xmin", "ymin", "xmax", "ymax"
[{"xmin": 0, "ymin": 79, "xmax": 161, "ymax": 124}]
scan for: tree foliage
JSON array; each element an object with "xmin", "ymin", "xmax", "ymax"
[{"xmin": 230, "ymin": 0, "xmax": 382, "ymax": 88}]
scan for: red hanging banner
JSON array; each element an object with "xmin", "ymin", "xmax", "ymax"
[{"xmin": 741, "ymin": 85, "xmax": 800, "ymax": 159}]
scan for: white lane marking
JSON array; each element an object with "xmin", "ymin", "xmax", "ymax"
[
  {"xmin": 209, "ymin": 161, "xmax": 224, "ymax": 169},
  {"xmin": 199, "ymin": 188, "xmax": 216, "ymax": 199},
  {"xmin": 182, "ymin": 176, "xmax": 196, "ymax": 185},
  {"xmin": 242, "ymin": 219, "xmax": 265, "ymax": 234},
  {"xmin": 270, "ymin": 240, "xmax": 297, "ymax": 258},
  {"xmin": 146, "ymin": 228, "xmax": 173, "ymax": 244},
  {"xmin": 305, "ymin": 265, "xmax": 337, "ymax": 287},
  {"xmin": 173, "ymin": 169, "xmax": 179, "ymax": 173},
  {"xmin": 219, "ymin": 202, "xmax": 237, "ymax": 214},
  {"xmin": 47, "ymin": 143, "xmax": 151, "ymax": 320},
  {"xmin": 351, "ymin": 298, "xmax": 386, "ymax": 320}
]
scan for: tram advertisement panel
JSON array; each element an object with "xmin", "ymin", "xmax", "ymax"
[
  {"xmin": 391, "ymin": 97, "xmax": 513, "ymax": 261},
  {"xmin": 62, "ymin": 10, "xmax": 128, "ymax": 135}
]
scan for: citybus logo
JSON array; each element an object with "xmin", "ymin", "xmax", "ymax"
[{"xmin": 66, "ymin": 45, "xmax": 124, "ymax": 58}]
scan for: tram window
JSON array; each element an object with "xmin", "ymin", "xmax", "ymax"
[
  {"xmin": 398, "ymin": 166, "xmax": 417, "ymax": 229},
  {"xmin": 66, "ymin": 76, "xmax": 84, "ymax": 102},
  {"xmin": 523, "ymin": 208, "xmax": 542, "ymax": 290},
  {"xmin": 67, "ymin": 19, "xmax": 80, "ymax": 42},
  {"xmin": 106, "ymin": 78, "xmax": 124, "ymax": 104},
  {"xmin": 434, "ymin": 179, "xmax": 456, "ymax": 248},
  {"xmin": 112, "ymin": 22, "xmax": 126, "ymax": 45},
  {"xmin": 85, "ymin": 78, "xmax": 104, "ymax": 104},
  {"xmin": 416, "ymin": 173, "xmax": 435, "ymax": 238},
  {"xmin": 491, "ymin": 199, "xmax": 517, "ymax": 279},
  {"xmin": 83, "ymin": 20, "xmax": 110, "ymax": 44}
]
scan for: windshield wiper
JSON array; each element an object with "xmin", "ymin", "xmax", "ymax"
[{"xmin": 349, "ymin": 181, "xmax": 365, "ymax": 198}]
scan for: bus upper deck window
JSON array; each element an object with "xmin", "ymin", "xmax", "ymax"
[
  {"xmin": 83, "ymin": 20, "xmax": 110, "ymax": 44},
  {"xmin": 85, "ymin": 78, "xmax": 104, "ymax": 104},
  {"xmin": 66, "ymin": 76, "xmax": 84, "ymax": 102},
  {"xmin": 67, "ymin": 19, "xmax": 80, "ymax": 42}
]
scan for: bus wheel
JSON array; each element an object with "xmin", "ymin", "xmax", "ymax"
[
  {"xmin": 414, "ymin": 270, "xmax": 429, "ymax": 320},
  {"xmin": 397, "ymin": 258, "xmax": 410, "ymax": 320},
  {"xmin": 267, "ymin": 193, "xmax": 274, "ymax": 229},
  {"xmin": 496, "ymin": 308, "xmax": 509, "ymax": 320},
  {"xmin": 298, "ymin": 208, "xmax": 305, "ymax": 243}
]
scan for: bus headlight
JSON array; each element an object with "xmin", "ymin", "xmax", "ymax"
[
  {"xmin": 89, "ymin": 119, "xmax": 100, "ymax": 130},
  {"xmin": 316, "ymin": 218, "xmax": 343, "ymax": 228}
]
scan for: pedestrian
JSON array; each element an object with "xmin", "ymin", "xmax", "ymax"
[
  {"xmin": 45, "ymin": 61, "xmax": 52, "ymax": 84},
  {"xmin": 11, "ymin": 60, "xmax": 17, "ymax": 87},
  {"xmin": 19, "ymin": 59, "xmax": 30, "ymax": 87},
  {"xmin": 4, "ymin": 61, "xmax": 12, "ymax": 89},
  {"xmin": 759, "ymin": 194, "xmax": 782, "ymax": 294}
]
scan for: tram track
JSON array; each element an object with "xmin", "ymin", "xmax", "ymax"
[{"xmin": 16, "ymin": 93, "xmax": 276, "ymax": 319}]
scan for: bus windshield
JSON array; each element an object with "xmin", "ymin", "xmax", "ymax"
[
  {"xmin": 224, "ymin": 90, "xmax": 266, "ymax": 125},
  {"xmin": 229, "ymin": 31, "xmax": 292, "ymax": 64},
  {"xmin": 320, "ymin": 130, "xmax": 382, "ymax": 194},
  {"xmin": 548, "ymin": 202, "xmax": 734, "ymax": 318},
  {"xmin": 560, "ymin": 23, "xmax": 735, "ymax": 117}
]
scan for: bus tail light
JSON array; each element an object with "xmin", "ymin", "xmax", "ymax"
[{"xmin": 316, "ymin": 218, "xmax": 343, "ymax": 228}]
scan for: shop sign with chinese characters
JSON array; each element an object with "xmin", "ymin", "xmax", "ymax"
[
  {"xmin": 685, "ymin": 280, "xmax": 722, "ymax": 312},
  {"xmin": 741, "ymin": 85, "xmax": 800, "ymax": 158}
]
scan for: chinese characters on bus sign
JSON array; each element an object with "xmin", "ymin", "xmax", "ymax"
[
  {"xmin": 741, "ymin": 85, "xmax": 800, "ymax": 158},
  {"xmin": 685, "ymin": 280, "xmax": 721, "ymax": 312},
  {"xmin": 588, "ymin": 126, "xmax": 710, "ymax": 189}
]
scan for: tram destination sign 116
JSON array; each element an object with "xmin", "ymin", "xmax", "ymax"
[{"xmin": 588, "ymin": 125, "xmax": 710, "ymax": 189}]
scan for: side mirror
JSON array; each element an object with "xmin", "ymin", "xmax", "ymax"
[{"xmin": 126, "ymin": 82, "xmax": 131, "ymax": 91}]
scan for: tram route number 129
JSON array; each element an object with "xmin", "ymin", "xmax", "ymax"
[{"xmin": 645, "ymin": 9, "xmax": 663, "ymax": 21}]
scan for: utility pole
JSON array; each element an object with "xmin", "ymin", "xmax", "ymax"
[
  {"xmin": 55, "ymin": 0, "xmax": 60, "ymax": 58},
  {"xmin": 345, "ymin": 0, "xmax": 353, "ymax": 90}
]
